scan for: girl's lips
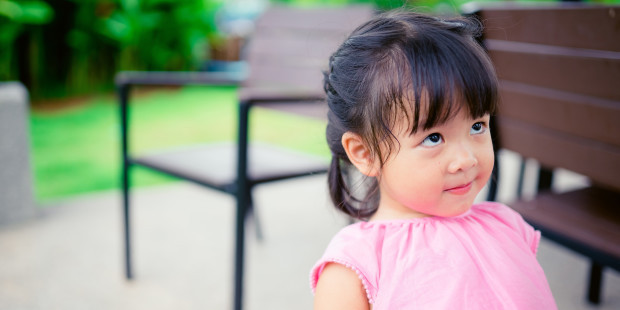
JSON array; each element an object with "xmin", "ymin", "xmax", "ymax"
[{"xmin": 445, "ymin": 182, "xmax": 473, "ymax": 195}]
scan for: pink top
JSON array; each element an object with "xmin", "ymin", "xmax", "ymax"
[{"xmin": 311, "ymin": 202, "xmax": 557, "ymax": 309}]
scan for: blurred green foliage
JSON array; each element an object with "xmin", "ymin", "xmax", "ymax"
[
  {"xmin": 3, "ymin": 0, "xmax": 223, "ymax": 99},
  {"xmin": 2, "ymin": 0, "xmax": 465, "ymax": 100},
  {"xmin": 64, "ymin": 0, "xmax": 222, "ymax": 96},
  {"xmin": 0, "ymin": 0, "xmax": 53, "ymax": 81},
  {"xmin": 86, "ymin": 0, "xmax": 219, "ymax": 71}
]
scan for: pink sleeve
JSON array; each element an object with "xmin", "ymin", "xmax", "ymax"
[
  {"xmin": 484, "ymin": 202, "xmax": 541, "ymax": 255},
  {"xmin": 499, "ymin": 202, "xmax": 541, "ymax": 255},
  {"xmin": 524, "ymin": 222, "xmax": 541, "ymax": 255},
  {"xmin": 310, "ymin": 258, "xmax": 376, "ymax": 303},
  {"xmin": 309, "ymin": 226, "xmax": 379, "ymax": 304}
]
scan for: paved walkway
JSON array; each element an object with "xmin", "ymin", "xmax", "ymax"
[{"xmin": 1, "ymin": 151, "xmax": 619, "ymax": 309}]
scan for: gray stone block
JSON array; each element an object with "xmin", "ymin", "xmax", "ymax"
[{"xmin": 0, "ymin": 82, "xmax": 36, "ymax": 226}]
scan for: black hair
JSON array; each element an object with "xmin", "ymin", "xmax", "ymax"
[{"xmin": 325, "ymin": 10, "xmax": 498, "ymax": 220}]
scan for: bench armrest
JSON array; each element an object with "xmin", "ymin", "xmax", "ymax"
[{"xmin": 115, "ymin": 71, "xmax": 246, "ymax": 87}]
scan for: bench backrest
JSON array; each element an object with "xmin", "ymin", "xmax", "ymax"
[
  {"xmin": 243, "ymin": 5, "xmax": 375, "ymax": 95},
  {"xmin": 468, "ymin": 4, "xmax": 620, "ymax": 191}
]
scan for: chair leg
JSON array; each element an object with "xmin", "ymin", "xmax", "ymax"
[
  {"xmin": 516, "ymin": 158, "xmax": 526, "ymax": 199},
  {"xmin": 486, "ymin": 116, "xmax": 500, "ymax": 202},
  {"xmin": 486, "ymin": 151, "xmax": 499, "ymax": 201},
  {"xmin": 122, "ymin": 162, "xmax": 133, "ymax": 280},
  {"xmin": 234, "ymin": 188, "xmax": 249, "ymax": 310},
  {"xmin": 246, "ymin": 191, "xmax": 264, "ymax": 241},
  {"xmin": 537, "ymin": 166, "xmax": 553, "ymax": 191},
  {"xmin": 234, "ymin": 101, "xmax": 251, "ymax": 310},
  {"xmin": 119, "ymin": 83, "xmax": 133, "ymax": 280},
  {"xmin": 587, "ymin": 261, "xmax": 604, "ymax": 304}
]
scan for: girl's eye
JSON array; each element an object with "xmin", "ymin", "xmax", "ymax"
[
  {"xmin": 470, "ymin": 122, "xmax": 486, "ymax": 135},
  {"xmin": 421, "ymin": 133, "xmax": 443, "ymax": 147}
]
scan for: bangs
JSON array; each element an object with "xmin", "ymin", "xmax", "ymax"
[
  {"xmin": 408, "ymin": 33, "xmax": 497, "ymax": 133},
  {"xmin": 407, "ymin": 33, "xmax": 497, "ymax": 134},
  {"xmin": 372, "ymin": 26, "xmax": 498, "ymax": 139}
]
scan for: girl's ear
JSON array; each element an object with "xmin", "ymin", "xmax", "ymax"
[{"xmin": 342, "ymin": 132, "xmax": 379, "ymax": 177}]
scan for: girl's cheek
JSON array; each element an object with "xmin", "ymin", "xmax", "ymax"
[{"xmin": 479, "ymin": 146, "xmax": 495, "ymax": 177}]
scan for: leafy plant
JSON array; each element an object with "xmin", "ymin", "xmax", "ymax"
[
  {"xmin": 0, "ymin": 0, "xmax": 53, "ymax": 81},
  {"xmin": 90, "ymin": 0, "xmax": 222, "ymax": 71},
  {"xmin": 7, "ymin": 0, "xmax": 225, "ymax": 99}
]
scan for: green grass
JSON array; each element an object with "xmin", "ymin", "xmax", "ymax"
[{"xmin": 30, "ymin": 86, "xmax": 329, "ymax": 202}]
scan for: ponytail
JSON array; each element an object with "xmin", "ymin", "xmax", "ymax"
[
  {"xmin": 327, "ymin": 154, "xmax": 378, "ymax": 220},
  {"xmin": 328, "ymin": 155, "xmax": 350, "ymax": 216}
]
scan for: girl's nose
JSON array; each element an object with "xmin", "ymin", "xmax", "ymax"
[{"xmin": 447, "ymin": 143, "xmax": 478, "ymax": 173}]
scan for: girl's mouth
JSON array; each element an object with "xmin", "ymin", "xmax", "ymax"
[{"xmin": 445, "ymin": 182, "xmax": 473, "ymax": 195}]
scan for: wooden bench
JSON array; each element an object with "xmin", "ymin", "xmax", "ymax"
[{"xmin": 464, "ymin": 3, "xmax": 620, "ymax": 304}]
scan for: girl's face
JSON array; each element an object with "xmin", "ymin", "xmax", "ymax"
[{"xmin": 372, "ymin": 106, "xmax": 494, "ymax": 220}]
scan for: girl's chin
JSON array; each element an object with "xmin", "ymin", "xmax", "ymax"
[{"xmin": 434, "ymin": 203, "xmax": 474, "ymax": 218}]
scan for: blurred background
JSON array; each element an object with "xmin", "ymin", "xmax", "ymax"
[{"xmin": 1, "ymin": 0, "xmax": 613, "ymax": 203}]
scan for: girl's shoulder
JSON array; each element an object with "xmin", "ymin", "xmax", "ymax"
[{"xmin": 471, "ymin": 201, "xmax": 541, "ymax": 253}]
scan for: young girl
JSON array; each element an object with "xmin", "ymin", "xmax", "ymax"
[{"xmin": 310, "ymin": 10, "xmax": 557, "ymax": 309}]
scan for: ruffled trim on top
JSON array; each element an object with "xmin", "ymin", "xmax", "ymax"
[
  {"xmin": 354, "ymin": 207, "xmax": 474, "ymax": 229},
  {"xmin": 310, "ymin": 258, "xmax": 376, "ymax": 304}
]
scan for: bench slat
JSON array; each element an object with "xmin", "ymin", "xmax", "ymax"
[
  {"xmin": 498, "ymin": 117, "xmax": 620, "ymax": 192},
  {"xmin": 249, "ymin": 34, "xmax": 344, "ymax": 59},
  {"xmin": 511, "ymin": 187, "xmax": 620, "ymax": 268},
  {"xmin": 479, "ymin": 5, "xmax": 620, "ymax": 51},
  {"xmin": 243, "ymin": 64, "xmax": 324, "ymax": 92},
  {"xmin": 487, "ymin": 47, "xmax": 620, "ymax": 101},
  {"xmin": 255, "ymin": 5, "xmax": 374, "ymax": 31},
  {"xmin": 243, "ymin": 5, "xmax": 374, "ymax": 100},
  {"xmin": 498, "ymin": 81, "xmax": 620, "ymax": 147}
]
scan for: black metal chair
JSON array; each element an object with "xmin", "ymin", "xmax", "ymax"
[{"xmin": 116, "ymin": 5, "xmax": 374, "ymax": 310}]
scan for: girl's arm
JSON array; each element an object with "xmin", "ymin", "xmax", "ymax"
[{"xmin": 314, "ymin": 263, "xmax": 370, "ymax": 310}]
